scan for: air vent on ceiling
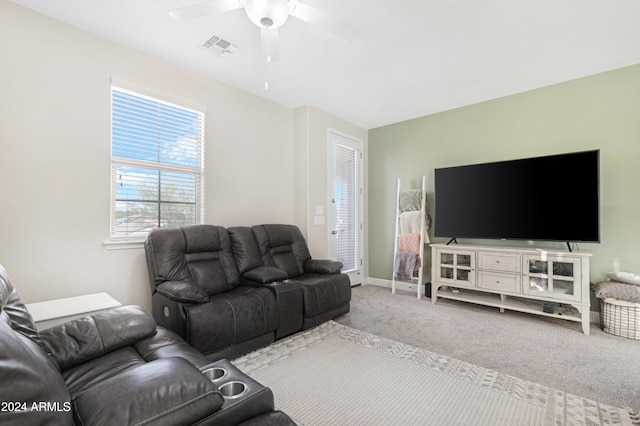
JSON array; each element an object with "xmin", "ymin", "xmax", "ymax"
[{"xmin": 202, "ymin": 35, "xmax": 238, "ymax": 58}]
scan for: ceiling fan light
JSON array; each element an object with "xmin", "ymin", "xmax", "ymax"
[{"xmin": 244, "ymin": 0, "xmax": 290, "ymax": 29}]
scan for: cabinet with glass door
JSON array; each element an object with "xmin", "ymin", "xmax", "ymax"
[
  {"xmin": 523, "ymin": 256, "xmax": 581, "ymax": 301},
  {"xmin": 435, "ymin": 249, "xmax": 475, "ymax": 288}
]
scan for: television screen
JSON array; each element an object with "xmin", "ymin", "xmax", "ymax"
[{"xmin": 434, "ymin": 150, "xmax": 600, "ymax": 243}]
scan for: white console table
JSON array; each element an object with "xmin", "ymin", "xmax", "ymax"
[
  {"xmin": 26, "ymin": 293, "xmax": 121, "ymax": 330},
  {"xmin": 431, "ymin": 244, "xmax": 592, "ymax": 334}
]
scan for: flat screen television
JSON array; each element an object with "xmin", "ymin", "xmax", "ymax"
[{"xmin": 434, "ymin": 150, "xmax": 600, "ymax": 245}]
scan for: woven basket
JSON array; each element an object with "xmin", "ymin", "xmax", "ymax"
[{"xmin": 600, "ymin": 297, "xmax": 640, "ymax": 340}]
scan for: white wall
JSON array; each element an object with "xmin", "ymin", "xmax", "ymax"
[
  {"xmin": 0, "ymin": 2, "xmax": 295, "ymax": 309},
  {"xmin": 293, "ymin": 106, "xmax": 368, "ymax": 266}
]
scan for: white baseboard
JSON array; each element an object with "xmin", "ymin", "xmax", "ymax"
[
  {"xmin": 365, "ymin": 277, "xmax": 424, "ymax": 294},
  {"xmin": 364, "ymin": 277, "xmax": 391, "ymax": 288}
]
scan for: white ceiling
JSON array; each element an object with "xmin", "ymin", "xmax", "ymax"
[{"xmin": 11, "ymin": 0, "xmax": 640, "ymax": 129}]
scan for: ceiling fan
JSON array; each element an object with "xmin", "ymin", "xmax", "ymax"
[{"xmin": 169, "ymin": 0, "xmax": 359, "ymax": 63}]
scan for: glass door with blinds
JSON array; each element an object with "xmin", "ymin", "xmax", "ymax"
[{"xmin": 327, "ymin": 131, "xmax": 363, "ymax": 286}]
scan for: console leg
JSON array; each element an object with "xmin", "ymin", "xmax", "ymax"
[{"xmin": 574, "ymin": 304, "xmax": 590, "ymax": 335}]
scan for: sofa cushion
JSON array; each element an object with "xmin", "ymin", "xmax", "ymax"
[
  {"xmin": 270, "ymin": 245, "xmax": 301, "ymax": 278},
  {"xmin": 184, "ymin": 225, "xmax": 241, "ymax": 295},
  {"xmin": 298, "ymin": 273, "xmax": 352, "ymax": 317},
  {"xmin": 0, "ymin": 320, "xmax": 73, "ymax": 425},
  {"xmin": 145, "ymin": 225, "xmax": 242, "ymax": 297},
  {"xmin": 145, "ymin": 227, "xmax": 194, "ymax": 285},
  {"xmin": 40, "ymin": 305, "xmax": 157, "ymax": 370},
  {"xmin": 0, "ymin": 264, "xmax": 43, "ymax": 346},
  {"xmin": 252, "ymin": 225, "xmax": 312, "ymax": 279},
  {"xmin": 228, "ymin": 226, "xmax": 264, "ymax": 274},
  {"xmin": 134, "ymin": 326, "xmax": 213, "ymax": 369},
  {"xmin": 229, "ymin": 227, "xmax": 294, "ymax": 283},
  {"xmin": 72, "ymin": 357, "xmax": 224, "ymax": 426},
  {"xmin": 62, "ymin": 346, "xmax": 151, "ymax": 397},
  {"xmin": 185, "ymin": 286, "xmax": 277, "ymax": 356},
  {"xmin": 185, "ymin": 250, "xmax": 236, "ymax": 295}
]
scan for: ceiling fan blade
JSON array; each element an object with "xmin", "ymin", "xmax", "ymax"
[
  {"xmin": 289, "ymin": 1, "xmax": 359, "ymax": 41},
  {"xmin": 169, "ymin": 0, "xmax": 243, "ymax": 21},
  {"xmin": 261, "ymin": 28, "xmax": 279, "ymax": 63}
]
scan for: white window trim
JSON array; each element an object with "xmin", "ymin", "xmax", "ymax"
[
  {"xmin": 109, "ymin": 77, "xmax": 207, "ymax": 114},
  {"xmin": 106, "ymin": 80, "xmax": 206, "ymax": 245},
  {"xmin": 103, "ymin": 239, "xmax": 145, "ymax": 250}
]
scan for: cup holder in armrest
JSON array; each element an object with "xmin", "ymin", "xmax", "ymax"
[
  {"xmin": 203, "ymin": 367, "xmax": 227, "ymax": 382},
  {"xmin": 218, "ymin": 381, "xmax": 246, "ymax": 399}
]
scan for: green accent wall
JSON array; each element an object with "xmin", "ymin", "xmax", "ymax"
[{"xmin": 368, "ymin": 64, "xmax": 640, "ymax": 299}]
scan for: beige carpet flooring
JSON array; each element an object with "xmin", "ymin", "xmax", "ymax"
[
  {"xmin": 334, "ymin": 285, "xmax": 640, "ymax": 413},
  {"xmin": 233, "ymin": 321, "xmax": 637, "ymax": 426}
]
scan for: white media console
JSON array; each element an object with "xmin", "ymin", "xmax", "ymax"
[{"xmin": 431, "ymin": 243, "xmax": 592, "ymax": 334}]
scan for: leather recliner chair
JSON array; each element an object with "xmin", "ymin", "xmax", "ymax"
[
  {"xmin": 0, "ymin": 264, "xmax": 294, "ymax": 426},
  {"xmin": 144, "ymin": 224, "xmax": 278, "ymax": 360},
  {"xmin": 231, "ymin": 224, "xmax": 352, "ymax": 331}
]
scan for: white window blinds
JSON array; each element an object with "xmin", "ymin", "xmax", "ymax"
[
  {"xmin": 334, "ymin": 144, "xmax": 361, "ymax": 272},
  {"xmin": 110, "ymin": 87, "xmax": 204, "ymax": 239}
]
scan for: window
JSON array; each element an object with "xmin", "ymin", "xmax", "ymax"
[{"xmin": 110, "ymin": 86, "xmax": 204, "ymax": 239}]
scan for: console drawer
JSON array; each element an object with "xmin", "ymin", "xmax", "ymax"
[
  {"xmin": 478, "ymin": 252, "xmax": 520, "ymax": 273},
  {"xmin": 478, "ymin": 271, "xmax": 520, "ymax": 293}
]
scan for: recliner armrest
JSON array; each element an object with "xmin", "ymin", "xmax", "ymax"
[
  {"xmin": 243, "ymin": 266, "xmax": 288, "ymax": 284},
  {"xmin": 40, "ymin": 305, "xmax": 157, "ymax": 370},
  {"xmin": 304, "ymin": 259, "xmax": 343, "ymax": 274},
  {"xmin": 156, "ymin": 280, "xmax": 209, "ymax": 304}
]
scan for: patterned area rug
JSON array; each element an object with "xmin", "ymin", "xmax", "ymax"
[{"xmin": 233, "ymin": 321, "xmax": 639, "ymax": 426}]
